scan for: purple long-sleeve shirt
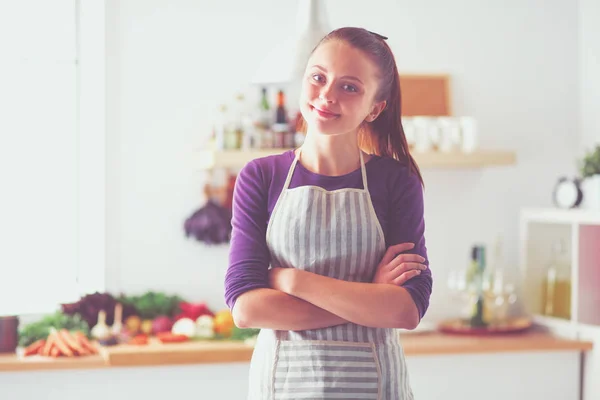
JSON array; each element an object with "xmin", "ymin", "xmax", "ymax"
[{"xmin": 224, "ymin": 150, "xmax": 432, "ymax": 319}]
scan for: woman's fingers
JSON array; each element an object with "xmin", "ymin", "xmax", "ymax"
[
  {"xmin": 392, "ymin": 270, "xmax": 422, "ymax": 286},
  {"xmin": 373, "ymin": 262, "xmax": 425, "ymax": 286},
  {"xmin": 379, "ymin": 243, "xmax": 415, "ymax": 266},
  {"xmin": 390, "ymin": 262, "xmax": 427, "ymax": 274},
  {"xmin": 386, "ymin": 253, "xmax": 426, "ymax": 270},
  {"xmin": 375, "ymin": 243, "xmax": 426, "ymax": 286},
  {"xmin": 387, "ymin": 261, "xmax": 427, "ymax": 286}
]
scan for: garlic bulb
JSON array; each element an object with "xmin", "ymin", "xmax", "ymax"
[
  {"xmin": 195, "ymin": 315, "xmax": 215, "ymax": 339},
  {"xmin": 91, "ymin": 310, "xmax": 111, "ymax": 340},
  {"xmin": 112, "ymin": 303, "xmax": 123, "ymax": 336}
]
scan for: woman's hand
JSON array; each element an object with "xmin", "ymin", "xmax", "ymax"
[{"xmin": 372, "ymin": 242, "xmax": 427, "ymax": 286}]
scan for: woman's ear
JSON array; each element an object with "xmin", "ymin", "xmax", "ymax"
[{"xmin": 365, "ymin": 100, "xmax": 387, "ymax": 122}]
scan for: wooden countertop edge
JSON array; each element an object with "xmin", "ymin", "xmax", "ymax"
[
  {"xmin": 399, "ymin": 332, "xmax": 594, "ymax": 356},
  {"xmin": 0, "ymin": 356, "xmax": 109, "ymax": 372},
  {"xmin": 0, "ymin": 332, "xmax": 593, "ymax": 372}
]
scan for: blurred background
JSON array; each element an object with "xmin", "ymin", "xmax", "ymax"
[{"xmin": 1, "ymin": 0, "xmax": 599, "ymax": 399}]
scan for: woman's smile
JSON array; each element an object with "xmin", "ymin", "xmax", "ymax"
[{"xmin": 310, "ymin": 104, "xmax": 341, "ymax": 120}]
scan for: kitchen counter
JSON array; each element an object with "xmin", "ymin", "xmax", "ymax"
[
  {"xmin": 1, "ymin": 329, "xmax": 594, "ymax": 400},
  {"xmin": 0, "ymin": 329, "xmax": 592, "ymax": 372}
]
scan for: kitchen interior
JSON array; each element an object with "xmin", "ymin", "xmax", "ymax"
[{"xmin": 1, "ymin": 0, "xmax": 600, "ymax": 399}]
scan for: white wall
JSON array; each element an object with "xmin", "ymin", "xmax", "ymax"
[
  {"xmin": 579, "ymin": 0, "xmax": 600, "ymax": 151},
  {"xmin": 105, "ymin": 0, "xmax": 580, "ymax": 322}
]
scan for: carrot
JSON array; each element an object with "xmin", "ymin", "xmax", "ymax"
[
  {"xmin": 50, "ymin": 345, "xmax": 60, "ymax": 357},
  {"xmin": 74, "ymin": 331, "xmax": 98, "ymax": 354},
  {"xmin": 41, "ymin": 334, "xmax": 54, "ymax": 356},
  {"xmin": 157, "ymin": 333, "xmax": 188, "ymax": 343},
  {"xmin": 50, "ymin": 331, "xmax": 73, "ymax": 357},
  {"xmin": 128, "ymin": 334, "xmax": 148, "ymax": 345},
  {"xmin": 24, "ymin": 339, "xmax": 46, "ymax": 356},
  {"xmin": 59, "ymin": 329, "xmax": 87, "ymax": 355}
]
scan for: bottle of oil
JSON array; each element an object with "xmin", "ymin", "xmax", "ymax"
[
  {"xmin": 542, "ymin": 239, "xmax": 571, "ymax": 319},
  {"xmin": 257, "ymin": 87, "xmax": 273, "ymax": 149},
  {"xmin": 273, "ymin": 90, "xmax": 290, "ymax": 148},
  {"xmin": 213, "ymin": 104, "xmax": 229, "ymax": 150},
  {"xmin": 469, "ymin": 245, "xmax": 489, "ymax": 327}
]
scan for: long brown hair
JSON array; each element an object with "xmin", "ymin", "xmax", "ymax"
[{"xmin": 300, "ymin": 27, "xmax": 423, "ymax": 185}]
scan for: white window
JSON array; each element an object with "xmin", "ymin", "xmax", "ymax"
[{"xmin": 0, "ymin": 0, "xmax": 106, "ymax": 316}]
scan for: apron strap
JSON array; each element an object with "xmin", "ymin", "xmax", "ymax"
[
  {"xmin": 282, "ymin": 150, "xmax": 301, "ymax": 191},
  {"xmin": 359, "ymin": 151, "xmax": 369, "ymax": 192}
]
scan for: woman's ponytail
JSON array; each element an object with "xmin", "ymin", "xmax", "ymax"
[{"xmin": 362, "ymin": 66, "xmax": 423, "ymax": 185}]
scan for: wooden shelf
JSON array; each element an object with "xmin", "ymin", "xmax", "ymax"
[{"xmin": 196, "ymin": 149, "xmax": 516, "ymax": 170}]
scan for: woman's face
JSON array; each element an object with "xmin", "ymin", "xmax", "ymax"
[{"xmin": 300, "ymin": 40, "xmax": 385, "ymax": 136}]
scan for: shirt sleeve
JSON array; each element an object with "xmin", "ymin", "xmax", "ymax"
[
  {"xmin": 224, "ymin": 160, "xmax": 272, "ymax": 310},
  {"xmin": 387, "ymin": 167, "xmax": 433, "ymax": 320}
]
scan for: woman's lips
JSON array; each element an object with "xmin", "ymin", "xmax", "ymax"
[{"xmin": 311, "ymin": 105, "xmax": 340, "ymax": 119}]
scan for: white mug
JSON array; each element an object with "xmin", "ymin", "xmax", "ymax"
[
  {"xmin": 437, "ymin": 117, "xmax": 461, "ymax": 153},
  {"xmin": 411, "ymin": 116, "xmax": 434, "ymax": 153},
  {"xmin": 460, "ymin": 117, "xmax": 478, "ymax": 153}
]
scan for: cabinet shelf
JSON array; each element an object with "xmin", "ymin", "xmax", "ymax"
[
  {"xmin": 519, "ymin": 208, "xmax": 600, "ymax": 335},
  {"xmin": 195, "ymin": 149, "xmax": 516, "ymax": 170},
  {"xmin": 520, "ymin": 207, "xmax": 600, "ymax": 225}
]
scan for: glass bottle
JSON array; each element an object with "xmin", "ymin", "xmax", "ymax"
[
  {"xmin": 257, "ymin": 87, "xmax": 272, "ymax": 149},
  {"xmin": 542, "ymin": 239, "xmax": 571, "ymax": 319},
  {"xmin": 469, "ymin": 245, "xmax": 489, "ymax": 327},
  {"xmin": 488, "ymin": 236, "xmax": 505, "ymax": 324},
  {"xmin": 231, "ymin": 93, "xmax": 247, "ymax": 150},
  {"xmin": 259, "ymin": 87, "xmax": 271, "ymax": 127},
  {"xmin": 222, "ymin": 101, "xmax": 239, "ymax": 150},
  {"xmin": 213, "ymin": 104, "xmax": 228, "ymax": 150},
  {"xmin": 273, "ymin": 89, "xmax": 289, "ymax": 148}
]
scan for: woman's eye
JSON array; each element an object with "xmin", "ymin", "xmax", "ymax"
[
  {"xmin": 342, "ymin": 84, "xmax": 358, "ymax": 93},
  {"xmin": 311, "ymin": 74, "xmax": 324, "ymax": 83}
]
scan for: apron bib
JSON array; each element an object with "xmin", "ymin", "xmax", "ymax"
[{"xmin": 247, "ymin": 149, "xmax": 414, "ymax": 400}]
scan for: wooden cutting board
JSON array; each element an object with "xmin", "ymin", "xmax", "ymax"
[{"xmin": 101, "ymin": 338, "xmax": 255, "ymax": 367}]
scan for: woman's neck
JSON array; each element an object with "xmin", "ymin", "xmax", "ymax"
[{"xmin": 297, "ymin": 129, "xmax": 363, "ymax": 176}]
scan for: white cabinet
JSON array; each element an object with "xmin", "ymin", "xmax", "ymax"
[
  {"xmin": 520, "ymin": 208, "xmax": 600, "ymax": 399},
  {"xmin": 0, "ymin": 351, "xmax": 585, "ymax": 400}
]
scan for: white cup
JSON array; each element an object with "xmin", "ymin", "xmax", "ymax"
[
  {"xmin": 411, "ymin": 116, "xmax": 434, "ymax": 153},
  {"xmin": 460, "ymin": 117, "xmax": 478, "ymax": 153},
  {"xmin": 437, "ymin": 117, "xmax": 462, "ymax": 153},
  {"xmin": 403, "ymin": 117, "xmax": 416, "ymax": 149}
]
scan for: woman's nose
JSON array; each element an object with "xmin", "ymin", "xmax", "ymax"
[{"xmin": 319, "ymin": 85, "xmax": 336, "ymax": 103}]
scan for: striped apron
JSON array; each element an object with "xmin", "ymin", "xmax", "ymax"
[{"xmin": 247, "ymin": 149, "xmax": 414, "ymax": 400}]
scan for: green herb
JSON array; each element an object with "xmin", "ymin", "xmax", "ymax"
[
  {"xmin": 18, "ymin": 311, "xmax": 89, "ymax": 347},
  {"xmin": 118, "ymin": 291, "xmax": 185, "ymax": 320},
  {"xmin": 190, "ymin": 328, "xmax": 259, "ymax": 342},
  {"xmin": 229, "ymin": 326, "xmax": 260, "ymax": 341},
  {"xmin": 580, "ymin": 145, "xmax": 600, "ymax": 178}
]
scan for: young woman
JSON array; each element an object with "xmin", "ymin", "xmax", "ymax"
[{"xmin": 225, "ymin": 27, "xmax": 432, "ymax": 400}]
